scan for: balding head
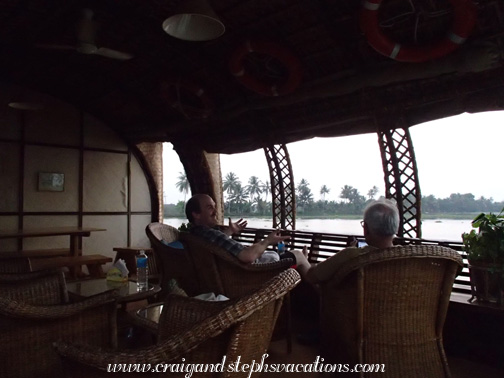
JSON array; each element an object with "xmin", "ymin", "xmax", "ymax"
[{"xmin": 185, "ymin": 194, "xmax": 218, "ymax": 227}]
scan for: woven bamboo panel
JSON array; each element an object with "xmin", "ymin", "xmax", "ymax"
[
  {"xmin": 264, "ymin": 144, "xmax": 296, "ymax": 231},
  {"xmin": 379, "ymin": 128, "xmax": 422, "ymax": 238}
]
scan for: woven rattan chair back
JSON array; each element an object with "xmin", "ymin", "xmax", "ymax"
[
  {"xmin": 0, "ymin": 256, "xmax": 31, "ymax": 273},
  {"xmin": 55, "ymin": 269, "xmax": 301, "ymax": 378},
  {"xmin": 319, "ymin": 245, "xmax": 463, "ymax": 378},
  {"xmin": 0, "ymin": 269, "xmax": 68, "ymax": 305},
  {"xmin": 0, "ymin": 292, "xmax": 117, "ymax": 378},
  {"xmin": 178, "ymin": 231, "xmax": 294, "ymax": 299},
  {"xmin": 145, "ymin": 222, "xmax": 201, "ymax": 297}
]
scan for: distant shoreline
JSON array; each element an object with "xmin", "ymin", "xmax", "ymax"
[{"xmin": 164, "ymin": 213, "xmax": 478, "ymax": 221}]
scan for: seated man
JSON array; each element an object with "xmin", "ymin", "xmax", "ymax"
[
  {"xmin": 294, "ymin": 198, "xmax": 400, "ymax": 283},
  {"xmin": 185, "ymin": 194, "xmax": 305, "ymax": 264}
]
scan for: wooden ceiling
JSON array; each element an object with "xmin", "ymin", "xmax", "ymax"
[{"xmin": 1, "ymin": 0, "xmax": 503, "ymax": 153}]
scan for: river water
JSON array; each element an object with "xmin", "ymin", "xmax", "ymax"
[{"xmin": 164, "ymin": 217, "xmax": 473, "ymax": 242}]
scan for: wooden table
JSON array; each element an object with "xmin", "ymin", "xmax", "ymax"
[
  {"xmin": 0, "ymin": 227, "xmax": 107, "ymax": 277},
  {"xmin": 0, "ymin": 227, "xmax": 106, "ymax": 258}
]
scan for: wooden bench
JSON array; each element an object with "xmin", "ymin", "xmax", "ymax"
[{"xmin": 30, "ymin": 254, "xmax": 112, "ymax": 279}]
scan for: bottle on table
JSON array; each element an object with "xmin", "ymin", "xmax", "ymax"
[
  {"xmin": 136, "ymin": 250, "xmax": 149, "ymax": 291},
  {"xmin": 277, "ymin": 241, "xmax": 285, "ymax": 255}
]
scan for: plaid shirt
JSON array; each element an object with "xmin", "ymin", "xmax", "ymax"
[{"xmin": 190, "ymin": 225, "xmax": 245, "ymax": 257}]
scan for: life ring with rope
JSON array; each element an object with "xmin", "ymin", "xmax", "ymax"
[
  {"xmin": 359, "ymin": 0, "xmax": 477, "ymax": 63},
  {"xmin": 160, "ymin": 79, "xmax": 213, "ymax": 119},
  {"xmin": 229, "ymin": 40, "xmax": 302, "ymax": 96}
]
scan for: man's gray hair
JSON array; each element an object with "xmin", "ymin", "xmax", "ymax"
[{"xmin": 363, "ymin": 199, "xmax": 399, "ymax": 236}]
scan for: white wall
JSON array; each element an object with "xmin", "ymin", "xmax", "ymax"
[{"xmin": 0, "ymin": 83, "xmax": 153, "ymax": 271}]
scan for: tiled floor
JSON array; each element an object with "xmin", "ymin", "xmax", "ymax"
[
  {"xmin": 260, "ymin": 305, "xmax": 504, "ymax": 378},
  {"xmin": 263, "ymin": 332, "xmax": 504, "ymax": 378},
  {"xmin": 124, "ymin": 299, "xmax": 504, "ymax": 377}
]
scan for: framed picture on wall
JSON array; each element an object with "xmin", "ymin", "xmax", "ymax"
[{"xmin": 38, "ymin": 172, "xmax": 65, "ymax": 192}]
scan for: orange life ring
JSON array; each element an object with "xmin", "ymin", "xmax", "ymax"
[
  {"xmin": 359, "ymin": 0, "xmax": 477, "ymax": 63},
  {"xmin": 229, "ymin": 40, "xmax": 302, "ymax": 96},
  {"xmin": 160, "ymin": 80, "xmax": 213, "ymax": 119}
]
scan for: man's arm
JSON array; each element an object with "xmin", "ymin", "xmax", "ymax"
[{"xmin": 237, "ymin": 230, "xmax": 289, "ymax": 263}]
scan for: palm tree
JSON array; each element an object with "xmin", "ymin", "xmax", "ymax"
[
  {"xmin": 229, "ymin": 183, "xmax": 248, "ymax": 213},
  {"xmin": 223, "ymin": 172, "xmax": 240, "ymax": 198},
  {"xmin": 298, "ymin": 178, "xmax": 309, "ymax": 189},
  {"xmin": 246, "ymin": 176, "xmax": 263, "ymax": 203},
  {"xmin": 340, "ymin": 185, "xmax": 354, "ymax": 203},
  {"xmin": 297, "ymin": 179, "xmax": 313, "ymax": 208},
  {"xmin": 367, "ymin": 185, "xmax": 379, "ymax": 200},
  {"xmin": 262, "ymin": 180, "xmax": 271, "ymax": 201},
  {"xmin": 175, "ymin": 171, "xmax": 190, "ymax": 201},
  {"xmin": 320, "ymin": 185, "xmax": 330, "ymax": 201}
]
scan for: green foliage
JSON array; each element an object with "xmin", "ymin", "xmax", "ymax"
[
  {"xmin": 163, "ymin": 201, "xmax": 185, "ymax": 217},
  {"xmin": 175, "ymin": 172, "xmax": 190, "ymax": 201},
  {"xmin": 462, "ymin": 208, "xmax": 504, "ymax": 264},
  {"xmin": 296, "ymin": 178, "xmax": 314, "ymax": 207}
]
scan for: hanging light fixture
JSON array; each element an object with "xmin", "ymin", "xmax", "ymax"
[{"xmin": 162, "ymin": 0, "xmax": 225, "ymax": 41}]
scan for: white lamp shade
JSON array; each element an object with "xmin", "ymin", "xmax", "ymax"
[{"xmin": 162, "ymin": 0, "xmax": 225, "ymax": 41}]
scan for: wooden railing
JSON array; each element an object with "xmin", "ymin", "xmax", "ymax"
[{"xmin": 234, "ymin": 227, "xmax": 470, "ymax": 295}]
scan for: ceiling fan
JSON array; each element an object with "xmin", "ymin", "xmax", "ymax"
[{"xmin": 36, "ymin": 8, "xmax": 133, "ymax": 60}]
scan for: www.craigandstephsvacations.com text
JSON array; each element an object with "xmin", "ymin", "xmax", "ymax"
[{"xmin": 107, "ymin": 355, "xmax": 385, "ymax": 376}]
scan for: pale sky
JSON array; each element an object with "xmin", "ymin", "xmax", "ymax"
[{"xmin": 162, "ymin": 111, "xmax": 504, "ymax": 204}]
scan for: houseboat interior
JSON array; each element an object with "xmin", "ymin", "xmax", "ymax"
[{"xmin": 0, "ymin": 0, "xmax": 503, "ymax": 376}]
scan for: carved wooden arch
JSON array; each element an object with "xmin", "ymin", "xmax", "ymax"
[
  {"xmin": 378, "ymin": 127, "xmax": 422, "ymax": 238},
  {"xmin": 264, "ymin": 144, "xmax": 296, "ymax": 230}
]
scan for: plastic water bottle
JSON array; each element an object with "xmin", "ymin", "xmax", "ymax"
[
  {"xmin": 277, "ymin": 241, "xmax": 285, "ymax": 255},
  {"xmin": 136, "ymin": 250, "xmax": 149, "ymax": 291}
]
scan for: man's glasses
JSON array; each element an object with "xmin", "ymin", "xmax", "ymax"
[{"xmin": 360, "ymin": 220, "xmax": 365, "ymax": 227}]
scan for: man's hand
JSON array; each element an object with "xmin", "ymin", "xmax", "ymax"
[
  {"xmin": 347, "ymin": 236, "xmax": 358, "ymax": 247},
  {"xmin": 237, "ymin": 229, "xmax": 289, "ymax": 264},
  {"xmin": 226, "ymin": 217, "xmax": 248, "ymax": 235},
  {"xmin": 264, "ymin": 230, "xmax": 290, "ymax": 245}
]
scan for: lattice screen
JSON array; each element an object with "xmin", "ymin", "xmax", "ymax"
[
  {"xmin": 378, "ymin": 128, "xmax": 422, "ymax": 238},
  {"xmin": 264, "ymin": 145, "xmax": 296, "ymax": 230}
]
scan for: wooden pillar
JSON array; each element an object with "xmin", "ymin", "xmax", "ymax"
[
  {"xmin": 172, "ymin": 142, "xmax": 223, "ymax": 224},
  {"xmin": 135, "ymin": 142, "xmax": 163, "ymax": 222},
  {"xmin": 205, "ymin": 152, "xmax": 224, "ymax": 225}
]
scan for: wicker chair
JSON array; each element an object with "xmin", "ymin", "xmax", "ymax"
[
  {"xmin": 0, "ymin": 269, "xmax": 69, "ymax": 305},
  {"xmin": 55, "ymin": 268, "xmax": 301, "ymax": 378},
  {"xmin": 177, "ymin": 231, "xmax": 294, "ymax": 298},
  {"xmin": 0, "ymin": 290, "xmax": 117, "ymax": 378},
  {"xmin": 146, "ymin": 224, "xmax": 295, "ymax": 350},
  {"xmin": 317, "ymin": 245, "xmax": 463, "ymax": 378},
  {"xmin": 145, "ymin": 222, "xmax": 200, "ymax": 297},
  {"xmin": 0, "ymin": 256, "xmax": 32, "ymax": 273}
]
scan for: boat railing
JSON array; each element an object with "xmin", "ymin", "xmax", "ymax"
[{"xmin": 233, "ymin": 227, "xmax": 470, "ymax": 295}]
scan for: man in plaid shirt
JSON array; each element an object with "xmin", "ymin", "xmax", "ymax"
[{"xmin": 185, "ymin": 194, "xmax": 306, "ymax": 264}]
